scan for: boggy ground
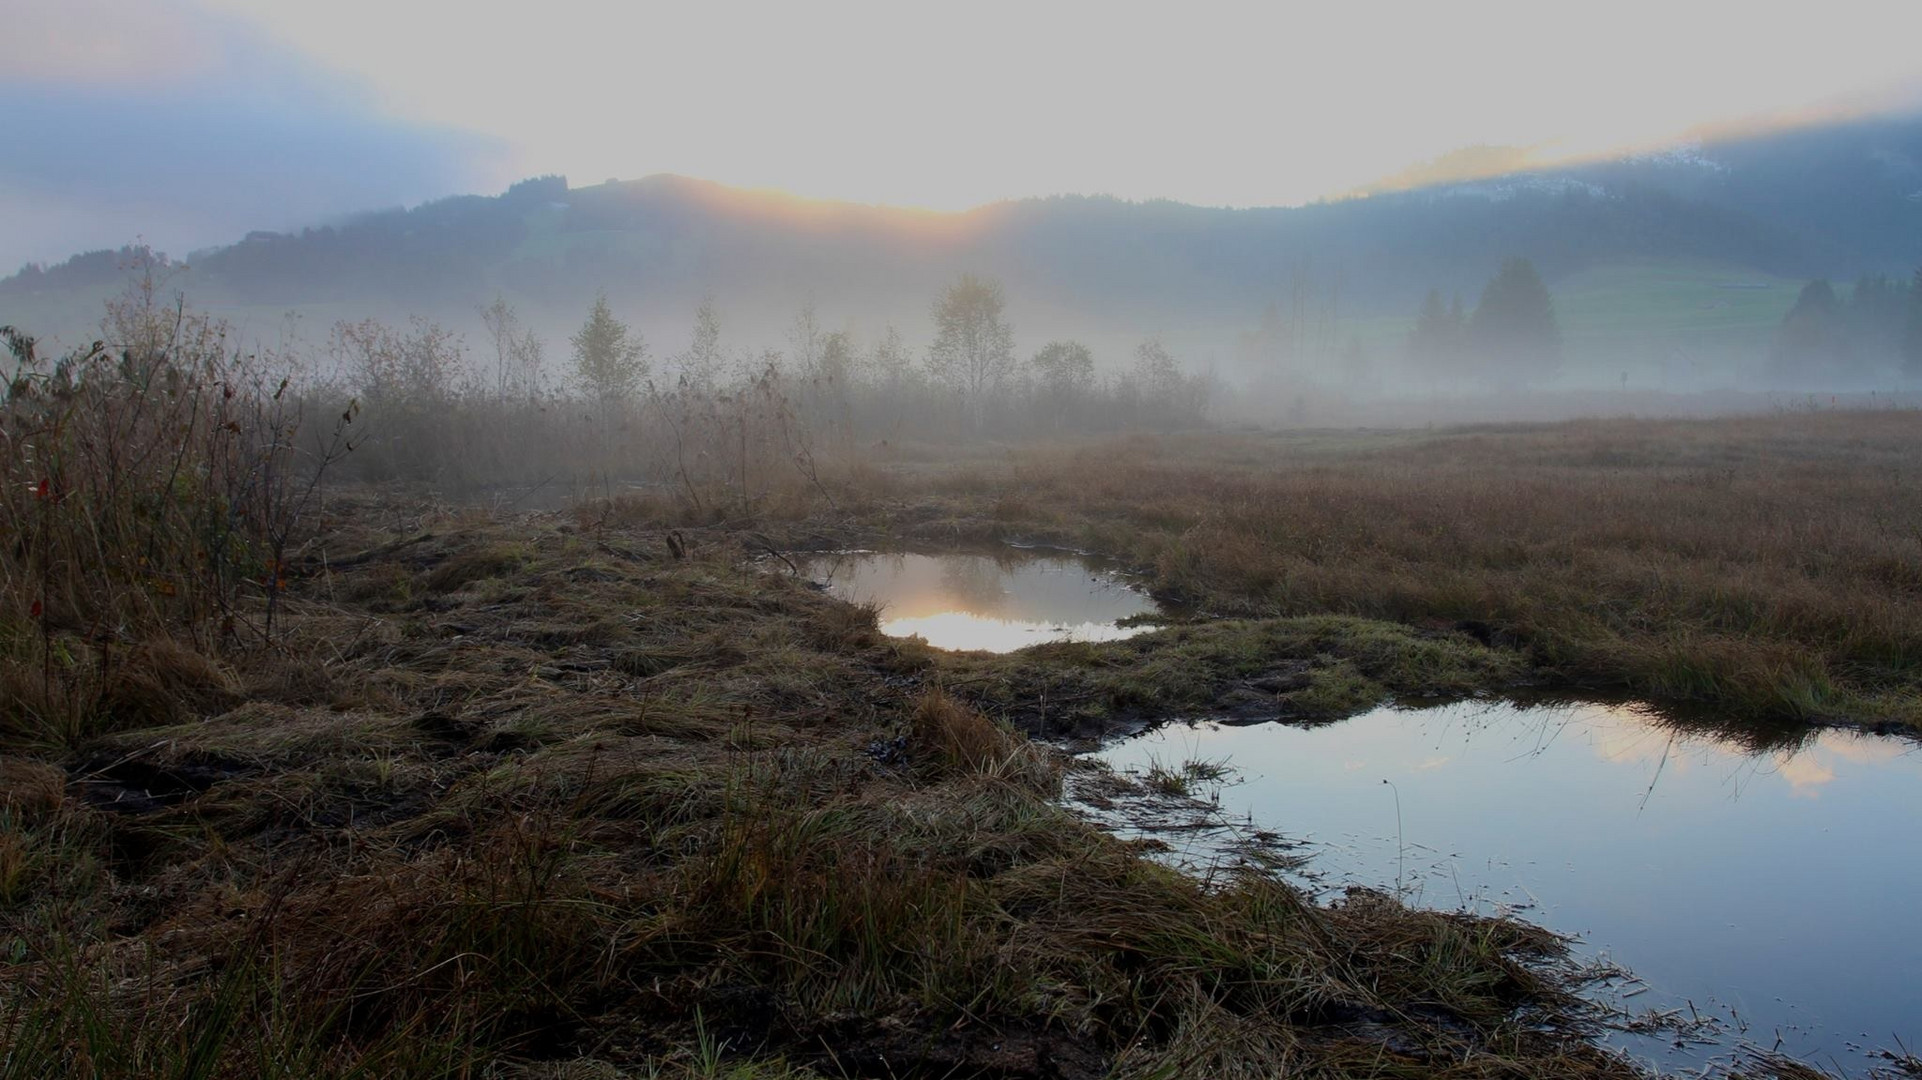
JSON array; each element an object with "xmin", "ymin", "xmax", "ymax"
[
  {"xmin": 845, "ymin": 412, "xmax": 1922, "ymax": 734},
  {"xmin": 2, "ymin": 497, "xmax": 1659, "ymax": 1080}
]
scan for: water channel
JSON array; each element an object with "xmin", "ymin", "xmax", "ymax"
[
  {"xmin": 804, "ymin": 548, "xmax": 1922, "ymax": 1075},
  {"xmin": 1096, "ymin": 702, "xmax": 1922, "ymax": 1074}
]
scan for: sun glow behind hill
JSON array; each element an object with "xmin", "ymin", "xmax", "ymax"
[
  {"xmin": 661, "ymin": 175, "xmax": 986, "ymax": 247},
  {"xmin": 190, "ymin": 0, "xmax": 1922, "ymax": 215},
  {"xmin": 1343, "ymin": 91, "xmax": 1922, "ymax": 201}
]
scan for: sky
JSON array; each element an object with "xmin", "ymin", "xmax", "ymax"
[{"xmin": 7, "ymin": 0, "xmax": 1922, "ymax": 270}]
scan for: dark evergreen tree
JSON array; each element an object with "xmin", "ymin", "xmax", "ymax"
[
  {"xmin": 1906, "ymin": 267, "xmax": 1922, "ymax": 375},
  {"xmin": 1845, "ymin": 274, "xmax": 1908, "ymax": 361},
  {"xmin": 1466, "ymin": 257, "xmax": 1560, "ymax": 380},
  {"xmin": 1406, "ymin": 289, "xmax": 1474, "ymax": 374},
  {"xmin": 1447, "ymin": 294, "xmax": 1467, "ymax": 368},
  {"xmin": 1407, "ymin": 289, "xmax": 1451, "ymax": 367},
  {"xmin": 1771, "ymin": 279, "xmax": 1849, "ymax": 377},
  {"xmin": 571, "ymin": 294, "xmax": 647, "ymax": 413}
]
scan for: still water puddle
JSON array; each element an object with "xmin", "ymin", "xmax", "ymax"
[
  {"xmin": 1091, "ymin": 701, "xmax": 1922, "ymax": 1075},
  {"xmin": 800, "ymin": 549, "xmax": 1159, "ymax": 652}
]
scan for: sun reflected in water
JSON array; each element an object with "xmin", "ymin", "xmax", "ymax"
[{"xmin": 800, "ymin": 549, "xmax": 1159, "ymax": 653}]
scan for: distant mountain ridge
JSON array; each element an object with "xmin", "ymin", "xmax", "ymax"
[{"xmin": 4, "ymin": 114, "xmax": 1918, "ymax": 361}]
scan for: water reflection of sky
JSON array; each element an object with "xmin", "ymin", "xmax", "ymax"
[
  {"xmin": 1097, "ymin": 701, "xmax": 1922, "ymax": 1073},
  {"xmin": 802, "ymin": 551, "xmax": 1158, "ymax": 652}
]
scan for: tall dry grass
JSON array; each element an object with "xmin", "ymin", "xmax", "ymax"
[
  {"xmin": 1, "ymin": 282, "xmax": 347, "ymax": 748},
  {"xmin": 927, "ymin": 415, "xmax": 1922, "ymax": 726}
]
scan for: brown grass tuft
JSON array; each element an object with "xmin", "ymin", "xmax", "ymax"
[
  {"xmin": 910, "ymin": 687, "xmax": 1012, "ymax": 772},
  {"xmin": 97, "ymin": 636, "xmax": 241, "ymax": 727},
  {"xmin": 421, "ymin": 545, "xmax": 526, "ymax": 592},
  {"xmin": 0, "ymin": 757, "xmax": 66, "ymax": 818},
  {"xmin": 909, "ymin": 687, "xmax": 1059, "ymax": 792}
]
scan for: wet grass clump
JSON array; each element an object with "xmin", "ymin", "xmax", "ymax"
[
  {"xmin": 932, "ymin": 615, "xmax": 1524, "ymax": 738},
  {"xmin": 1141, "ymin": 753, "xmax": 1232, "ymax": 797}
]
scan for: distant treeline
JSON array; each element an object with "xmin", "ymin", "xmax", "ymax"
[
  {"xmin": 4, "ymin": 269, "xmax": 1212, "ymax": 507},
  {"xmin": 0, "ymin": 244, "xmax": 180, "ymax": 296},
  {"xmin": 1767, "ymin": 271, "xmax": 1922, "ymax": 380},
  {"xmin": 1396, "ymin": 258, "xmax": 1922, "ymax": 388},
  {"xmin": 1402, "ymin": 257, "xmax": 1562, "ymax": 384}
]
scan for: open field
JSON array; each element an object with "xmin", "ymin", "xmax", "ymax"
[
  {"xmin": 1551, "ymin": 260, "xmax": 1802, "ymax": 367},
  {"xmin": 838, "ymin": 412, "xmax": 1922, "ymax": 734}
]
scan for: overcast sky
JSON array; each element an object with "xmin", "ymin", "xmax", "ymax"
[{"xmin": 7, "ymin": 0, "xmax": 1922, "ymax": 270}]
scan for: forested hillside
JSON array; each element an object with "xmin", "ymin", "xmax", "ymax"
[{"xmin": 4, "ymin": 114, "xmax": 1918, "ymax": 391}]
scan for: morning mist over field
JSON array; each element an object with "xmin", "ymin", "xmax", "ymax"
[
  {"xmin": 9, "ymin": 0, "xmax": 1922, "ymax": 424},
  {"xmin": 6, "ymin": 6, "xmax": 1922, "ymax": 1077}
]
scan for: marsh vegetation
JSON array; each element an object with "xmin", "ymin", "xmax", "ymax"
[
  {"xmin": 15, "ymin": 8, "xmax": 1922, "ymax": 1077},
  {"xmin": 5, "ymin": 287, "xmax": 1921, "ymax": 1078}
]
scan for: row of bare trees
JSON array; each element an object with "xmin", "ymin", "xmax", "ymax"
[
  {"xmin": 9, "ymin": 267, "xmax": 1215, "ymax": 528},
  {"xmin": 305, "ymin": 273, "xmax": 1212, "ymax": 490}
]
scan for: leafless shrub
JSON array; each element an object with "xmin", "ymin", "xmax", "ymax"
[{"xmin": 1, "ymin": 277, "xmax": 348, "ymax": 746}]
